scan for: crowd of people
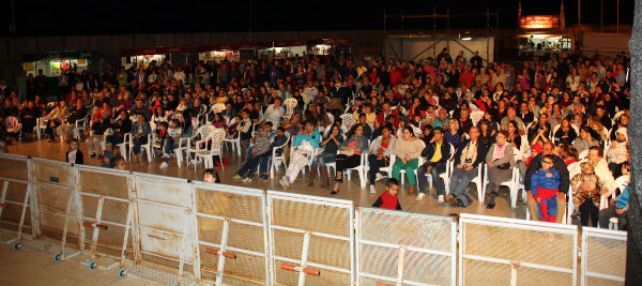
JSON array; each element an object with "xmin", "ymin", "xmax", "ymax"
[{"xmin": 0, "ymin": 47, "xmax": 632, "ymax": 229}]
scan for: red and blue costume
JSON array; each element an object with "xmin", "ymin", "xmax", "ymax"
[{"xmin": 530, "ymin": 169, "xmax": 561, "ymax": 222}]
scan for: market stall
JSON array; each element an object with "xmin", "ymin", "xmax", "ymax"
[
  {"xmin": 22, "ymin": 51, "xmax": 95, "ymax": 77},
  {"xmin": 120, "ymin": 46, "xmax": 188, "ymax": 69}
]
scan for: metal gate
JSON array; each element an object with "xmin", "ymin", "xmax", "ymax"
[
  {"xmin": 267, "ymin": 191, "xmax": 354, "ymax": 286},
  {"xmin": 0, "ymin": 153, "xmax": 33, "ymax": 248},
  {"xmin": 581, "ymin": 227, "xmax": 627, "ymax": 286},
  {"xmin": 459, "ymin": 214, "xmax": 578, "ymax": 286},
  {"xmin": 356, "ymin": 207, "xmax": 457, "ymax": 286},
  {"xmin": 193, "ymin": 182, "xmax": 269, "ymax": 285},
  {"xmin": 76, "ymin": 165, "xmax": 134, "ymax": 271},
  {"xmin": 131, "ymin": 172, "xmax": 197, "ymax": 285},
  {"xmin": 30, "ymin": 158, "xmax": 81, "ymax": 260}
]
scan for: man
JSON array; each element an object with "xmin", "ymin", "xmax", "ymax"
[
  {"xmin": 445, "ymin": 127, "xmax": 489, "ymax": 206},
  {"xmin": 376, "ymin": 101, "xmax": 399, "ymax": 127},
  {"xmin": 524, "ymin": 141, "xmax": 570, "ymax": 223},
  {"xmin": 279, "ymin": 121, "xmax": 321, "ymax": 188},
  {"xmin": 417, "ymin": 128, "xmax": 451, "ymax": 202},
  {"xmin": 599, "ymin": 186, "xmax": 630, "ymax": 230},
  {"xmin": 262, "ymin": 98, "xmax": 284, "ymax": 126},
  {"xmin": 131, "ymin": 99, "xmax": 152, "ymax": 121},
  {"xmin": 500, "ymin": 106, "xmax": 526, "ymax": 134}
]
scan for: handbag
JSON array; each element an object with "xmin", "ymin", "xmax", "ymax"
[
  {"xmin": 338, "ymin": 149, "xmax": 354, "ymax": 156},
  {"xmin": 496, "ymin": 162, "xmax": 510, "ymax": 170}
]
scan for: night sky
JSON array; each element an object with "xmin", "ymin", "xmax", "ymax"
[{"xmin": 1, "ymin": 0, "xmax": 635, "ymax": 36}]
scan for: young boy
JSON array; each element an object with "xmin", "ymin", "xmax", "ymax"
[
  {"xmin": 233, "ymin": 126, "xmax": 271, "ymax": 183},
  {"xmin": 160, "ymin": 120, "xmax": 182, "ymax": 168},
  {"xmin": 529, "ymin": 154, "xmax": 561, "ymax": 222},
  {"xmin": 66, "ymin": 139, "xmax": 84, "ymax": 165},
  {"xmin": 203, "ymin": 168, "xmax": 221, "ymax": 183},
  {"xmin": 372, "ymin": 178, "xmax": 402, "ymax": 210}
]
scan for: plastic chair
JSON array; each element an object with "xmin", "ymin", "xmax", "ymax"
[
  {"xmin": 194, "ymin": 128, "xmax": 226, "ymax": 170},
  {"xmin": 283, "ymin": 98, "xmax": 298, "ymax": 119},
  {"xmin": 270, "ymin": 135, "xmax": 291, "ymax": 179},
  {"xmin": 470, "ymin": 163, "xmax": 487, "ymax": 203},
  {"xmin": 116, "ymin": 133, "xmax": 132, "ymax": 161},
  {"xmin": 223, "ymin": 117, "xmax": 242, "ymax": 157},
  {"xmin": 599, "ymin": 175, "xmax": 630, "ymax": 210}
]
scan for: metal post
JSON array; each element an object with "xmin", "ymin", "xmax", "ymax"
[
  {"xmin": 617, "ymin": 0, "xmax": 620, "ymax": 33},
  {"xmin": 600, "ymin": 0, "xmax": 604, "ymax": 32}
]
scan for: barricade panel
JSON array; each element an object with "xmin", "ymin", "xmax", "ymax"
[
  {"xmin": 268, "ymin": 191, "xmax": 354, "ymax": 286},
  {"xmin": 459, "ymin": 214, "xmax": 578, "ymax": 286},
  {"xmin": 76, "ymin": 165, "xmax": 133, "ymax": 266},
  {"xmin": 356, "ymin": 207, "xmax": 456, "ymax": 286},
  {"xmin": 0, "ymin": 154, "xmax": 29, "ymax": 182},
  {"xmin": 30, "ymin": 159, "xmax": 80, "ymax": 259},
  {"xmin": 581, "ymin": 227, "xmax": 627, "ymax": 286},
  {"xmin": 134, "ymin": 173, "xmax": 195, "ymax": 267},
  {"xmin": 193, "ymin": 183, "xmax": 269, "ymax": 286}
]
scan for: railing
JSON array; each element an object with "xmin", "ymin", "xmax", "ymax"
[{"xmin": 0, "ymin": 153, "xmax": 629, "ymax": 286}]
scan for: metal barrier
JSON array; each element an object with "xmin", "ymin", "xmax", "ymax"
[
  {"xmin": 130, "ymin": 172, "xmax": 197, "ymax": 285},
  {"xmin": 193, "ymin": 182, "xmax": 269, "ymax": 286},
  {"xmin": 75, "ymin": 165, "xmax": 134, "ymax": 272},
  {"xmin": 0, "ymin": 153, "xmax": 33, "ymax": 249},
  {"xmin": 30, "ymin": 158, "xmax": 81, "ymax": 261},
  {"xmin": 0, "ymin": 155, "xmax": 632, "ymax": 286},
  {"xmin": 459, "ymin": 214, "xmax": 578, "ymax": 286},
  {"xmin": 267, "ymin": 191, "xmax": 354, "ymax": 286},
  {"xmin": 581, "ymin": 227, "xmax": 627, "ymax": 286},
  {"xmin": 356, "ymin": 208, "xmax": 457, "ymax": 286}
]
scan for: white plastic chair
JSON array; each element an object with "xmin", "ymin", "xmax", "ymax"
[
  {"xmin": 223, "ymin": 117, "xmax": 242, "ymax": 157},
  {"xmin": 470, "ymin": 110, "xmax": 485, "ymax": 127},
  {"xmin": 344, "ymin": 152, "xmax": 368, "ymax": 189},
  {"xmin": 194, "ymin": 128, "xmax": 226, "ymax": 170},
  {"xmin": 177, "ymin": 125, "xmax": 213, "ymax": 166},
  {"xmin": 116, "ymin": 133, "xmax": 132, "ymax": 161},
  {"xmin": 127, "ymin": 134, "xmax": 153, "ymax": 162},
  {"xmin": 35, "ymin": 117, "xmax": 48, "ymax": 140},
  {"xmin": 270, "ymin": 134, "xmax": 291, "ymax": 179},
  {"xmin": 439, "ymin": 144, "xmax": 457, "ymax": 195},
  {"xmin": 599, "ymin": 175, "xmax": 630, "ymax": 210},
  {"xmin": 339, "ymin": 113, "xmax": 356, "ymax": 134},
  {"xmin": 283, "ymin": 98, "xmax": 297, "ymax": 119},
  {"xmin": 498, "ymin": 147, "xmax": 525, "ymax": 208},
  {"xmin": 72, "ymin": 113, "xmax": 91, "ymax": 140},
  {"xmin": 470, "ymin": 163, "xmax": 487, "ymax": 202}
]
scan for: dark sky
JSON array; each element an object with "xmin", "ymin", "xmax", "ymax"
[{"xmin": 0, "ymin": 0, "xmax": 635, "ymax": 36}]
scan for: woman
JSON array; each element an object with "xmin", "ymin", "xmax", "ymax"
[
  {"xmin": 310, "ymin": 124, "xmax": 343, "ymax": 188},
  {"xmin": 444, "ymin": 119, "xmax": 462, "ymax": 151},
  {"xmin": 554, "ymin": 118, "xmax": 578, "ymax": 145},
  {"xmin": 573, "ymin": 127, "xmax": 600, "ymax": 155},
  {"xmin": 331, "ymin": 124, "xmax": 369, "ymax": 195},
  {"xmin": 151, "ymin": 106, "xmax": 167, "ymax": 131},
  {"xmin": 390, "ymin": 126, "xmax": 425, "ymax": 194},
  {"xmin": 283, "ymin": 112, "xmax": 302, "ymax": 135},
  {"xmin": 478, "ymin": 120, "xmax": 495, "ymax": 147},
  {"xmin": 19, "ymin": 100, "xmax": 38, "ymax": 138},
  {"xmin": 506, "ymin": 120, "xmax": 522, "ymax": 150},
  {"xmin": 367, "ymin": 126, "xmax": 396, "ymax": 194},
  {"xmin": 528, "ymin": 114, "xmax": 551, "ymax": 143},
  {"xmin": 485, "ymin": 131, "xmax": 515, "ymax": 209}
]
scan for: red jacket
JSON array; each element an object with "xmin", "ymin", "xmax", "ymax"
[{"xmin": 373, "ymin": 191, "xmax": 402, "ymax": 210}]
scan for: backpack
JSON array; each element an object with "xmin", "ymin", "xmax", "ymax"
[{"xmin": 456, "ymin": 191, "xmax": 475, "ymax": 208}]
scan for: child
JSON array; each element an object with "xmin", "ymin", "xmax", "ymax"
[
  {"xmin": 160, "ymin": 120, "xmax": 182, "ymax": 168},
  {"xmin": 110, "ymin": 156, "xmax": 126, "ymax": 170},
  {"xmin": 570, "ymin": 162, "xmax": 601, "ymax": 219},
  {"xmin": 203, "ymin": 168, "xmax": 221, "ymax": 183},
  {"xmin": 66, "ymin": 139, "xmax": 84, "ymax": 165},
  {"xmin": 372, "ymin": 178, "xmax": 402, "ymax": 210},
  {"xmin": 529, "ymin": 154, "xmax": 561, "ymax": 222},
  {"xmin": 233, "ymin": 126, "xmax": 270, "ymax": 183}
]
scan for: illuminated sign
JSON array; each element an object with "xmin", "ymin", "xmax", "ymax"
[{"xmin": 520, "ymin": 15, "xmax": 560, "ymax": 29}]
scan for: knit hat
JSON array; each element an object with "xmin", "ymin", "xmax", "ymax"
[{"xmin": 615, "ymin": 128, "xmax": 628, "ymax": 141}]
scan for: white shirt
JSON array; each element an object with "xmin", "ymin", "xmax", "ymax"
[{"xmin": 68, "ymin": 150, "xmax": 77, "ymax": 164}]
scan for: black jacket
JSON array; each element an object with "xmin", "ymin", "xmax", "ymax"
[
  {"xmin": 453, "ymin": 139, "xmax": 489, "ymax": 167},
  {"xmin": 421, "ymin": 140, "xmax": 451, "ymax": 168},
  {"xmin": 524, "ymin": 154, "xmax": 570, "ymax": 195}
]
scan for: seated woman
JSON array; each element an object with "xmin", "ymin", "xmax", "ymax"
[
  {"xmin": 331, "ymin": 124, "xmax": 369, "ymax": 195},
  {"xmin": 390, "ymin": 126, "xmax": 425, "ymax": 194},
  {"xmin": 485, "ymin": 131, "xmax": 515, "ymax": 209},
  {"xmin": 529, "ymin": 154, "xmax": 562, "ymax": 222},
  {"xmin": 310, "ymin": 124, "xmax": 342, "ymax": 188},
  {"xmin": 367, "ymin": 125, "xmax": 396, "ymax": 194}
]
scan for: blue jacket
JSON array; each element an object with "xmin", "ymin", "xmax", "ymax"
[
  {"xmin": 530, "ymin": 169, "xmax": 561, "ymax": 195},
  {"xmin": 293, "ymin": 128, "xmax": 321, "ymax": 149},
  {"xmin": 616, "ymin": 187, "xmax": 630, "ymax": 209}
]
